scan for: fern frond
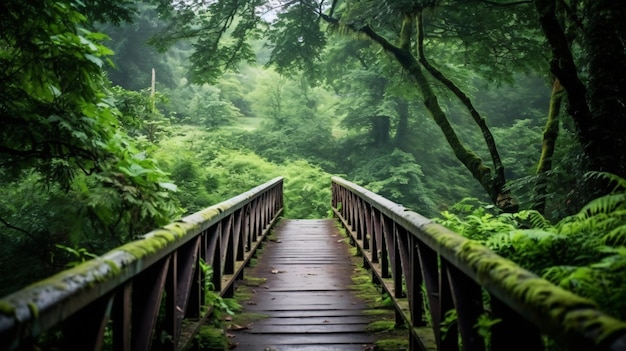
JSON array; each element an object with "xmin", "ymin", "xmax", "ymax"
[
  {"xmin": 515, "ymin": 210, "xmax": 555, "ymax": 231},
  {"xmin": 485, "ymin": 232, "xmax": 515, "ymax": 250},
  {"xmin": 485, "ymin": 229, "xmax": 564, "ymax": 250},
  {"xmin": 584, "ymin": 172, "xmax": 626, "ymax": 192},
  {"xmin": 601, "ymin": 225, "xmax": 626, "ymax": 246},
  {"xmin": 577, "ymin": 193, "xmax": 626, "ymax": 219},
  {"xmin": 541, "ymin": 265, "xmax": 578, "ymax": 284}
]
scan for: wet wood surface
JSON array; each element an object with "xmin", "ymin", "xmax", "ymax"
[{"xmin": 230, "ymin": 219, "xmax": 376, "ymax": 350}]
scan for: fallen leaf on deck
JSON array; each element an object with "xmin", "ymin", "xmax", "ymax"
[{"xmin": 229, "ymin": 324, "xmax": 248, "ymax": 331}]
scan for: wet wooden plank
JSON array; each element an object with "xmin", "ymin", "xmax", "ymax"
[
  {"xmin": 230, "ymin": 219, "xmax": 377, "ymax": 350},
  {"xmin": 252, "ymin": 316, "xmax": 372, "ymax": 325}
]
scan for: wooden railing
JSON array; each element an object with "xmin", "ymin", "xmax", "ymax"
[
  {"xmin": 0, "ymin": 177, "xmax": 283, "ymax": 351},
  {"xmin": 331, "ymin": 176, "xmax": 626, "ymax": 351}
]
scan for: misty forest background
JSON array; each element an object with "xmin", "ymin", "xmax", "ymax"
[{"xmin": 2, "ymin": 0, "xmax": 626, "ymax": 324}]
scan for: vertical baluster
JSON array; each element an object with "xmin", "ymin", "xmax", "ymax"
[
  {"xmin": 206, "ymin": 223, "xmax": 222, "ymax": 292},
  {"xmin": 490, "ymin": 294, "xmax": 544, "ymax": 351},
  {"xmin": 187, "ymin": 236, "xmax": 205, "ymax": 319},
  {"xmin": 418, "ymin": 244, "xmax": 453, "ymax": 350},
  {"xmin": 112, "ymin": 283, "xmax": 132, "ymax": 351},
  {"xmin": 408, "ymin": 236, "xmax": 427, "ymax": 351},
  {"xmin": 439, "ymin": 259, "xmax": 459, "ymax": 351},
  {"xmin": 223, "ymin": 216, "xmax": 235, "ymax": 276},
  {"xmin": 370, "ymin": 207, "xmax": 379, "ymax": 264},
  {"xmin": 380, "ymin": 213, "xmax": 390, "ymax": 279},
  {"xmin": 409, "ymin": 236, "xmax": 425, "ymax": 327},
  {"xmin": 233, "ymin": 209, "xmax": 243, "ymax": 261},
  {"xmin": 395, "ymin": 225, "xmax": 412, "ymax": 325},
  {"xmin": 171, "ymin": 238, "xmax": 201, "ymax": 334},
  {"xmin": 446, "ymin": 262, "xmax": 485, "ymax": 351},
  {"xmin": 163, "ymin": 252, "xmax": 178, "ymax": 351},
  {"xmin": 62, "ymin": 292, "xmax": 114, "ymax": 351},
  {"xmin": 131, "ymin": 256, "xmax": 171, "ymax": 351}
]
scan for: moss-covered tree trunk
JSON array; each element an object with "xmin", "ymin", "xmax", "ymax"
[
  {"xmin": 534, "ymin": 78, "xmax": 563, "ymax": 214},
  {"xmin": 534, "ymin": 0, "xmax": 626, "ymax": 204}
]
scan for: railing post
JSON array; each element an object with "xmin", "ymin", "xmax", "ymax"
[
  {"xmin": 131, "ymin": 257, "xmax": 170, "ymax": 351},
  {"xmin": 490, "ymin": 295, "xmax": 543, "ymax": 351},
  {"xmin": 62, "ymin": 292, "xmax": 113, "ymax": 350},
  {"xmin": 446, "ymin": 263, "xmax": 485, "ymax": 351},
  {"xmin": 112, "ymin": 283, "xmax": 132, "ymax": 351}
]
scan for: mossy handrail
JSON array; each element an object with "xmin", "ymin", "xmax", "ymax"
[
  {"xmin": 0, "ymin": 177, "xmax": 284, "ymax": 351},
  {"xmin": 331, "ymin": 176, "xmax": 626, "ymax": 351}
]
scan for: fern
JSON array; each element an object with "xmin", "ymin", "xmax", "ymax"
[
  {"xmin": 514, "ymin": 210, "xmax": 555, "ymax": 231},
  {"xmin": 584, "ymin": 171, "xmax": 626, "ymax": 192},
  {"xmin": 602, "ymin": 225, "xmax": 626, "ymax": 246}
]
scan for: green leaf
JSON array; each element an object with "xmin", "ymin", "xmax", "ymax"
[
  {"xmin": 84, "ymin": 53, "xmax": 103, "ymax": 67},
  {"xmin": 159, "ymin": 182, "xmax": 178, "ymax": 192}
]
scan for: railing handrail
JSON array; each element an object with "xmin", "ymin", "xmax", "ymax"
[
  {"xmin": 0, "ymin": 177, "xmax": 284, "ymax": 351},
  {"xmin": 331, "ymin": 176, "xmax": 626, "ymax": 351}
]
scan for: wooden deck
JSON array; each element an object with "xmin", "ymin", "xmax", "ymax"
[{"xmin": 230, "ymin": 219, "xmax": 379, "ymax": 350}]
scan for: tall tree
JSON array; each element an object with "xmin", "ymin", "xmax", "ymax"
[{"xmin": 534, "ymin": 0, "xmax": 626, "ymax": 198}]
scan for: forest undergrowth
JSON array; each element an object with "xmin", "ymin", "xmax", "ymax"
[{"xmin": 435, "ymin": 172, "xmax": 626, "ymax": 322}]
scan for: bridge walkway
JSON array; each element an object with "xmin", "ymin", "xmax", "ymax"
[{"xmin": 229, "ymin": 219, "xmax": 385, "ymax": 350}]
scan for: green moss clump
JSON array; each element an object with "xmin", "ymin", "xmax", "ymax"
[
  {"xmin": 195, "ymin": 325, "xmax": 229, "ymax": 351},
  {"xmin": 367, "ymin": 320, "xmax": 397, "ymax": 332},
  {"xmin": 104, "ymin": 260, "xmax": 121, "ymax": 275},
  {"xmin": 242, "ymin": 277, "xmax": 266, "ymax": 287},
  {"xmin": 27, "ymin": 302, "xmax": 39, "ymax": 319},
  {"xmin": 0, "ymin": 301, "xmax": 15, "ymax": 316},
  {"xmin": 374, "ymin": 338, "xmax": 409, "ymax": 351}
]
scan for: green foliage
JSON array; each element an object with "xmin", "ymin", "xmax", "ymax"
[
  {"xmin": 195, "ymin": 325, "xmax": 229, "ymax": 351},
  {"xmin": 199, "ymin": 259, "xmax": 235, "ymax": 321},
  {"xmin": 351, "ymin": 149, "xmax": 437, "ymax": 216},
  {"xmin": 266, "ymin": 0, "xmax": 326, "ymax": 80},
  {"xmin": 153, "ymin": 0, "xmax": 262, "ymax": 85},
  {"xmin": 110, "ymin": 86, "xmax": 170, "ymax": 142},
  {"xmin": 0, "ymin": 0, "xmax": 117, "ymax": 189},
  {"xmin": 186, "ymin": 85, "xmax": 242, "ymax": 128},
  {"xmin": 54, "ymin": 245, "xmax": 98, "ymax": 268},
  {"xmin": 436, "ymin": 173, "xmax": 626, "ymax": 320},
  {"xmin": 474, "ymin": 314, "xmax": 501, "ymax": 349},
  {"xmin": 152, "ymin": 126, "xmax": 333, "ymax": 219},
  {"xmin": 0, "ymin": 0, "xmax": 181, "ymax": 294}
]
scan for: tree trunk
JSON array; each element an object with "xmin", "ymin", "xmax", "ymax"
[
  {"xmin": 534, "ymin": 0, "xmax": 626, "ymax": 205},
  {"xmin": 394, "ymin": 97, "xmax": 410, "ymax": 152},
  {"xmin": 583, "ymin": 0, "xmax": 626, "ymax": 179},
  {"xmin": 372, "ymin": 115, "xmax": 391, "ymax": 146},
  {"xmin": 534, "ymin": 78, "xmax": 563, "ymax": 214}
]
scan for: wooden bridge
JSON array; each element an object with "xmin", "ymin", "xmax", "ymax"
[{"xmin": 1, "ymin": 177, "xmax": 626, "ymax": 351}]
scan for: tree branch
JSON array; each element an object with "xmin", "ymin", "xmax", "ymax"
[
  {"xmin": 0, "ymin": 215, "xmax": 37, "ymax": 242},
  {"xmin": 415, "ymin": 10, "xmax": 507, "ymax": 189}
]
